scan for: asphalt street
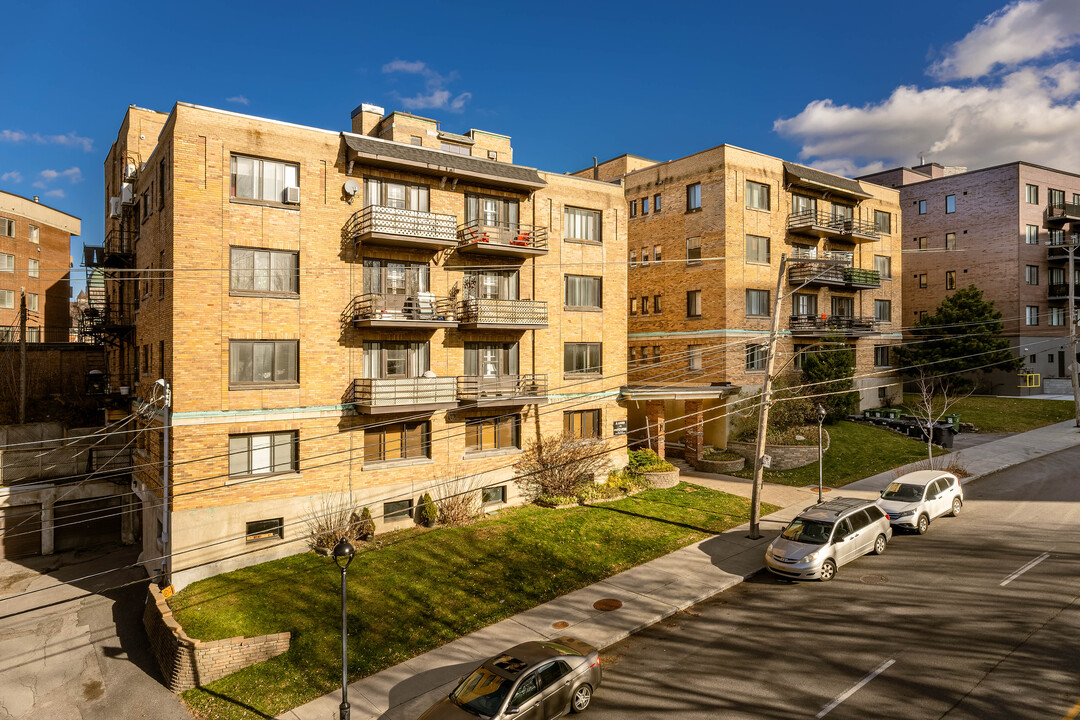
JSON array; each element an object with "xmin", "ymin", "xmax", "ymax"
[{"xmin": 588, "ymin": 446, "xmax": 1080, "ymax": 720}]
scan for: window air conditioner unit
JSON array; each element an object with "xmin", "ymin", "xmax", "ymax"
[
  {"xmin": 109, "ymin": 197, "xmax": 122, "ymax": 218},
  {"xmin": 283, "ymin": 186, "xmax": 300, "ymax": 204},
  {"xmin": 124, "ymin": 163, "xmax": 138, "ymax": 181},
  {"xmin": 121, "ymin": 183, "xmax": 135, "ymax": 205}
]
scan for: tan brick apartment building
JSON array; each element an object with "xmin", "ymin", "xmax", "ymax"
[
  {"xmin": 0, "ymin": 190, "xmax": 79, "ymax": 342},
  {"xmin": 576, "ymin": 147, "xmax": 903, "ymax": 457},
  {"xmin": 89, "ymin": 102, "xmax": 627, "ymax": 589},
  {"xmin": 860, "ymin": 161, "xmax": 1080, "ymax": 394}
]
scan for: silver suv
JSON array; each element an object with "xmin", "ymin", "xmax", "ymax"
[{"xmin": 765, "ymin": 497, "xmax": 893, "ymax": 581}]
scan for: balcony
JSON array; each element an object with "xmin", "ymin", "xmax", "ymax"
[
  {"xmin": 456, "ymin": 220, "xmax": 549, "ymax": 258},
  {"xmin": 1046, "ymin": 202, "xmax": 1080, "ymax": 224},
  {"xmin": 788, "ymin": 211, "xmax": 881, "ymax": 243},
  {"xmin": 348, "ymin": 293, "xmax": 457, "ymax": 329},
  {"xmin": 347, "ymin": 205, "xmax": 458, "ymax": 251},
  {"xmin": 457, "ymin": 298, "xmax": 548, "ymax": 329},
  {"xmin": 1048, "ymin": 284, "xmax": 1080, "ymax": 301},
  {"xmin": 348, "ymin": 377, "xmax": 458, "ymax": 414},
  {"xmin": 787, "ymin": 251, "xmax": 881, "ymax": 290},
  {"xmin": 789, "ymin": 314, "xmax": 879, "ymax": 337},
  {"xmin": 79, "ymin": 302, "xmax": 136, "ymax": 346},
  {"xmin": 1047, "ymin": 235, "xmax": 1080, "ymax": 262},
  {"xmin": 457, "ymin": 374, "xmax": 549, "ymax": 407}
]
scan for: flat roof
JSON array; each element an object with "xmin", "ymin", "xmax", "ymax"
[{"xmin": 0, "ymin": 189, "xmax": 81, "ymax": 234}]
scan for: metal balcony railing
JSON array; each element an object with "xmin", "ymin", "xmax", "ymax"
[
  {"xmin": 457, "ymin": 298, "xmax": 548, "ymax": 327},
  {"xmin": 789, "ymin": 314, "xmax": 878, "ymax": 334},
  {"xmin": 457, "ymin": 374, "xmax": 548, "ymax": 402},
  {"xmin": 457, "ymin": 220, "xmax": 549, "ymax": 253},
  {"xmin": 787, "ymin": 211, "xmax": 881, "ymax": 241},
  {"xmin": 1046, "ymin": 202, "xmax": 1080, "ymax": 223},
  {"xmin": 1048, "ymin": 283, "xmax": 1080, "ymax": 300},
  {"xmin": 348, "ymin": 377, "xmax": 458, "ymax": 410},
  {"xmin": 348, "ymin": 293, "xmax": 456, "ymax": 325},
  {"xmin": 347, "ymin": 205, "xmax": 457, "ymax": 245}
]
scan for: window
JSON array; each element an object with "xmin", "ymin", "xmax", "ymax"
[
  {"xmin": 159, "ymin": 339, "xmax": 165, "ymax": 378},
  {"xmin": 792, "ymin": 194, "xmax": 816, "ymax": 215},
  {"xmin": 793, "ymin": 343, "xmax": 811, "ymax": 370},
  {"xmin": 745, "ymin": 234, "xmax": 769, "ymax": 263},
  {"xmin": 0, "ymin": 217, "xmax": 13, "ymax": 237},
  {"xmin": 653, "ymin": 245, "xmax": 662, "ymax": 263},
  {"xmin": 230, "ymin": 155, "xmax": 299, "ymax": 203},
  {"xmin": 1025, "ymin": 184, "xmax": 1039, "ymax": 204},
  {"xmin": 410, "ymin": 136, "xmax": 423, "ymax": 146},
  {"xmin": 686, "ymin": 289, "xmax": 702, "ymax": 317},
  {"xmin": 641, "ymin": 197, "xmax": 650, "ymax": 215},
  {"xmin": 629, "ymin": 297, "xmax": 637, "ymax": 315},
  {"xmin": 629, "ymin": 200, "xmax": 637, "ymax": 218},
  {"xmin": 564, "ymin": 206, "xmax": 602, "ymax": 242},
  {"xmin": 640, "ymin": 247, "xmax": 649, "ymax": 266},
  {"xmin": 687, "ymin": 182, "xmax": 701, "ymax": 211},
  {"xmin": 1026, "ymin": 306, "xmax": 1040, "ymax": 325},
  {"xmin": 28, "ymin": 225, "xmax": 39, "ymax": 243},
  {"xmin": 466, "ymin": 416, "xmax": 520, "ymax": 454},
  {"xmin": 0, "ymin": 290, "xmax": 12, "ymax": 309},
  {"xmin": 746, "ymin": 344, "xmax": 767, "ymax": 371},
  {"xmin": 874, "ymin": 255, "xmax": 891, "ymax": 279},
  {"xmin": 1051, "ymin": 267, "xmax": 1066, "ymax": 285},
  {"xmin": 918, "ymin": 273, "xmax": 928, "ymax": 288},
  {"xmin": 793, "ymin": 292, "xmax": 817, "ymax": 316},
  {"xmin": 746, "ymin": 181, "xmax": 770, "ymax": 210},
  {"xmin": 230, "ymin": 248, "xmax": 299, "ymax": 294},
  {"xmin": 369, "ymin": 178, "xmax": 431, "ymax": 212},
  {"xmin": 0, "ymin": 253, "xmax": 12, "ymax": 273},
  {"xmin": 832, "ymin": 204, "xmax": 853, "ymax": 222},
  {"xmin": 945, "ymin": 270, "xmax": 956, "ymax": 290},
  {"xmin": 464, "ymin": 342, "xmax": 518, "ymax": 377},
  {"xmin": 832, "ymin": 296, "xmax": 854, "ymax": 317},
  {"xmin": 917, "ymin": 237, "xmax": 928, "ymax": 250},
  {"xmin": 1050, "ymin": 229, "xmax": 1065, "ymax": 245},
  {"xmin": 229, "ymin": 340, "xmax": 299, "ymax": 384},
  {"xmin": 487, "ymin": 150, "xmax": 497, "ymax": 160},
  {"xmin": 918, "ymin": 310, "xmax": 928, "ymax": 322},
  {"xmin": 564, "ymin": 342, "xmax": 602, "ymax": 374},
  {"xmin": 159, "ymin": 250, "xmax": 166, "ymax": 298},
  {"xmin": 564, "ymin": 275, "xmax": 602, "ymax": 308},
  {"xmin": 1026, "ymin": 225, "xmax": 1039, "ymax": 244},
  {"xmin": 564, "ymin": 409, "xmax": 601, "ymax": 440},
  {"xmin": 482, "ymin": 485, "xmax": 507, "ymax": 506},
  {"xmin": 873, "ymin": 210, "xmax": 892, "ymax": 233},
  {"xmin": 745, "ymin": 289, "xmax": 769, "ymax": 317},
  {"xmin": 653, "ymin": 294, "xmax": 661, "ymax": 313},
  {"xmin": 686, "ymin": 237, "xmax": 702, "ymax": 264},
  {"xmin": 688, "ymin": 345, "xmax": 703, "ymax": 371},
  {"xmin": 26, "ymin": 293, "xmax": 38, "ymax": 312},
  {"xmin": 874, "ymin": 346, "xmax": 891, "ymax": 367},
  {"xmin": 1029, "ymin": 354, "xmax": 1037, "ymax": 364},
  {"xmin": 629, "ymin": 250, "xmax": 637, "ymax": 267},
  {"xmin": 440, "ymin": 142, "xmax": 471, "ymax": 155},
  {"xmin": 653, "ymin": 193, "xmax": 662, "ymax": 212},
  {"xmin": 384, "ymin": 500, "xmax": 413, "ymax": 520},
  {"xmin": 640, "ymin": 295, "xmax": 649, "ymax": 314},
  {"xmin": 364, "ymin": 421, "xmax": 431, "ymax": 463},
  {"xmin": 874, "ymin": 299, "xmax": 892, "ymax": 322},
  {"xmin": 628, "ymin": 347, "xmax": 636, "ymax": 364},
  {"xmin": 1026, "ymin": 265, "xmax": 1039, "ymax": 285},
  {"xmin": 918, "ymin": 200, "xmax": 926, "ymax": 214},
  {"xmin": 27, "ymin": 258, "xmax": 38, "ymax": 278},
  {"xmin": 653, "ymin": 345, "xmax": 660, "ymax": 359},
  {"xmin": 158, "ymin": 160, "xmax": 166, "ymax": 210},
  {"xmin": 945, "ymin": 195, "xmax": 956, "ymax": 214},
  {"xmin": 1050, "ymin": 307, "xmax": 1065, "ymax": 326},
  {"xmin": 362, "ymin": 341, "xmax": 429, "ymax": 379},
  {"xmin": 141, "ymin": 188, "xmax": 153, "ymax": 222},
  {"xmin": 245, "ymin": 518, "xmax": 284, "ymax": 543},
  {"xmin": 945, "ymin": 232, "xmax": 956, "ymax": 251},
  {"xmin": 229, "ymin": 432, "xmax": 297, "ymax": 477}
]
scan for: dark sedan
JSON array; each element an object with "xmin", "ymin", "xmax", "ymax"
[{"xmin": 417, "ymin": 636, "xmax": 601, "ymax": 719}]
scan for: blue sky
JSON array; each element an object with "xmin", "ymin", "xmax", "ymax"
[{"xmin": 3, "ymin": 0, "xmax": 1077, "ymax": 289}]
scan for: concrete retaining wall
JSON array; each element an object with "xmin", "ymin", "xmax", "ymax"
[
  {"xmin": 693, "ymin": 456, "xmax": 746, "ymax": 474},
  {"xmin": 727, "ymin": 430, "xmax": 830, "ymax": 471},
  {"xmin": 143, "ymin": 584, "xmax": 290, "ymax": 692}
]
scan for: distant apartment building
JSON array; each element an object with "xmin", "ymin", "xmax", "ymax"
[
  {"xmin": 89, "ymin": 102, "xmax": 627, "ymax": 588},
  {"xmin": 0, "ymin": 190, "xmax": 78, "ymax": 342},
  {"xmin": 859, "ymin": 161, "xmax": 1080, "ymax": 394},
  {"xmin": 577, "ymin": 147, "xmax": 903, "ymax": 460}
]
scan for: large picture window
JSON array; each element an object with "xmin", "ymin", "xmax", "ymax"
[
  {"xmin": 465, "ymin": 416, "xmax": 520, "ymax": 453},
  {"xmin": 229, "ymin": 340, "xmax": 298, "ymax": 385},
  {"xmin": 362, "ymin": 341, "xmax": 429, "ymax": 379},
  {"xmin": 564, "ymin": 206, "xmax": 602, "ymax": 242},
  {"xmin": 564, "ymin": 275, "xmax": 602, "ymax": 308},
  {"xmin": 564, "ymin": 342, "xmax": 602, "ymax": 374},
  {"xmin": 364, "ymin": 422, "xmax": 430, "ymax": 463},
  {"xmin": 230, "ymin": 248, "xmax": 299, "ymax": 294},
  {"xmin": 230, "ymin": 155, "xmax": 299, "ymax": 203},
  {"xmin": 564, "ymin": 409, "xmax": 601, "ymax": 440},
  {"xmin": 364, "ymin": 178, "xmax": 429, "ymax": 212},
  {"xmin": 228, "ymin": 432, "xmax": 297, "ymax": 478}
]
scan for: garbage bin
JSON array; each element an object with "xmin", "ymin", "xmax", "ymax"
[
  {"xmin": 932, "ymin": 424, "xmax": 956, "ymax": 448},
  {"xmin": 944, "ymin": 414, "xmax": 960, "ymax": 431}
]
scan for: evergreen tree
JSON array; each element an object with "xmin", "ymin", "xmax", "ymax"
[{"xmin": 801, "ymin": 338, "xmax": 859, "ymax": 422}]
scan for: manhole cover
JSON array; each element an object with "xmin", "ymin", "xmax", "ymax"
[
  {"xmin": 593, "ymin": 598, "xmax": 623, "ymax": 611},
  {"xmin": 552, "ymin": 621, "xmax": 570, "ymax": 629},
  {"xmin": 860, "ymin": 574, "xmax": 889, "ymax": 585}
]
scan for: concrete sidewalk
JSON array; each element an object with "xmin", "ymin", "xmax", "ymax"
[{"xmin": 283, "ymin": 421, "xmax": 1080, "ymax": 720}]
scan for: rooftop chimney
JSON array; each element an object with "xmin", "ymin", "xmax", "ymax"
[
  {"xmin": 32, "ymin": 196, "xmax": 39, "ymax": 203},
  {"xmin": 351, "ymin": 103, "xmax": 385, "ymax": 136}
]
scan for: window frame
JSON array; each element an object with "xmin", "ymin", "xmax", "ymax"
[
  {"xmin": 384, "ymin": 499, "xmax": 413, "ymax": 521},
  {"xmin": 563, "ymin": 206, "xmax": 603, "ymax": 243},
  {"xmin": 874, "ymin": 299, "xmax": 892, "ymax": 323},
  {"xmin": 1026, "ymin": 306, "xmax": 1040, "ymax": 326},
  {"xmin": 745, "ymin": 289, "xmax": 770, "ymax": 317},
  {"xmin": 364, "ymin": 421, "xmax": 432, "ymax": 465},
  {"xmin": 228, "ymin": 431, "xmax": 298, "ymax": 480},
  {"xmin": 873, "ymin": 210, "xmax": 892, "ymax": 234},
  {"xmin": 564, "ymin": 409, "xmax": 601, "ymax": 440},
  {"xmin": 653, "ymin": 193, "xmax": 662, "ymax": 212},
  {"xmin": 945, "ymin": 232, "xmax": 956, "ymax": 251},
  {"xmin": 874, "ymin": 345, "xmax": 892, "ymax": 368},
  {"xmin": 686, "ymin": 183, "xmax": 702, "ymax": 212},
  {"xmin": 874, "ymin": 255, "xmax": 891, "ymax": 279},
  {"xmin": 230, "ymin": 154, "xmax": 301, "ymax": 205},
  {"xmin": 564, "ymin": 274, "xmax": 602, "ymax": 309},
  {"xmin": 945, "ymin": 195, "xmax": 956, "ymax": 214},
  {"xmin": 482, "ymin": 485, "xmax": 507, "ymax": 506},
  {"xmin": 745, "ymin": 181, "xmax": 770, "ymax": 211},
  {"xmin": 0, "ymin": 217, "xmax": 13, "ymax": 238},
  {"xmin": 1025, "ymin": 265, "xmax": 1039, "ymax": 285},
  {"xmin": 745, "ymin": 234, "xmax": 770, "ymax": 264},
  {"xmin": 685, "ymin": 236, "xmax": 702, "ymax": 265},
  {"xmin": 686, "ymin": 289, "xmax": 702, "ymax": 318},
  {"xmin": 228, "ymin": 339, "xmax": 299, "ymax": 387},
  {"xmin": 1025, "ymin": 184, "xmax": 1039, "ymax": 204},
  {"xmin": 1025, "ymin": 225, "xmax": 1039, "ymax": 245},
  {"xmin": 918, "ymin": 200, "xmax": 927, "ymax": 214},
  {"xmin": 745, "ymin": 343, "xmax": 767, "ymax": 372},
  {"xmin": 945, "ymin": 270, "xmax": 956, "ymax": 290},
  {"xmin": 563, "ymin": 342, "xmax": 602, "ymax": 375},
  {"xmin": 230, "ymin": 246, "xmax": 300, "ymax": 297},
  {"xmin": 0, "ymin": 252, "xmax": 13, "ymax": 273},
  {"xmin": 465, "ymin": 416, "xmax": 521, "ymax": 455},
  {"xmin": 245, "ymin": 518, "xmax": 284, "ymax": 544}
]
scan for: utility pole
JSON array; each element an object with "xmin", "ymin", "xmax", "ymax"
[
  {"xmin": 1069, "ymin": 244, "xmax": 1080, "ymax": 427},
  {"xmin": 158, "ymin": 379, "xmax": 172, "ymax": 581},
  {"xmin": 18, "ymin": 289, "xmax": 27, "ymax": 424}
]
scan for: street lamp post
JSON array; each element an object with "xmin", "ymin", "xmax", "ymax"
[
  {"xmin": 333, "ymin": 539, "xmax": 356, "ymax": 720},
  {"xmin": 816, "ymin": 404, "xmax": 827, "ymax": 503}
]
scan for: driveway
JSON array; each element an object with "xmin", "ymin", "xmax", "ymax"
[{"xmin": 0, "ymin": 544, "xmax": 192, "ymax": 720}]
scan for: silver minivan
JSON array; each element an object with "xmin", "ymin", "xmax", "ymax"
[{"xmin": 765, "ymin": 497, "xmax": 893, "ymax": 581}]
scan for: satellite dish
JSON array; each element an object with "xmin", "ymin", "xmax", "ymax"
[{"xmin": 343, "ymin": 179, "xmax": 360, "ymax": 197}]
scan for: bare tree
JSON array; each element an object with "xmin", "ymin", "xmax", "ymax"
[
  {"xmin": 514, "ymin": 433, "xmax": 610, "ymax": 500},
  {"xmin": 433, "ymin": 465, "xmax": 483, "ymax": 525},
  {"xmin": 909, "ymin": 370, "xmax": 973, "ymax": 468}
]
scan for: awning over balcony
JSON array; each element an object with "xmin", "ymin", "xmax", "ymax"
[
  {"xmin": 784, "ymin": 163, "xmax": 873, "ymax": 201},
  {"xmin": 342, "ymin": 133, "xmax": 546, "ymax": 192}
]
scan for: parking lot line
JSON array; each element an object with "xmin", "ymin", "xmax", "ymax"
[
  {"xmin": 999, "ymin": 552, "xmax": 1050, "ymax": 587},
  {"xmin": 815, "ymin": 658, "xmax": 895, "ymax": 719}
]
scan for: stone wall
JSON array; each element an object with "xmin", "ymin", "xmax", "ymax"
[
  {"xmin": 143, "ymin": 584, "xmax": 290, "ymax": 692},
  {"xmin": 726, "ymin": 429, "xmax": 830, "ymax": 471}
]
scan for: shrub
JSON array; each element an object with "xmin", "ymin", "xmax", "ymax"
[
  {"xmin": 627, "ymin": 449, "xmax": 675, "ymax": 473},
  {"xmin": 514, "ymin": 432, "xmax": 610, "ymax": 501},
  {"xmin": 536, "ymin": 494, "xmax": 580, "ymax": 508},
  {"xmin": 352, "ymin": 506, "xmax": 375, "ymax": 540},
  {"xmin": 702, "ymin": 448, "xmax": 743, "ymax": 462},
  {"xmin": 303, "ymin": 494, "xmax": 363, "ymax": 551},
  {"xmin": 416, "ymin": 492, "xmax": 438, "ymax": 527},
  {"xmin": 434, "ymin": 466, "xmax": 482, "ymax": 526}
]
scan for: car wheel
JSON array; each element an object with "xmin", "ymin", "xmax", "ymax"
[
  {"xmin": 873, "ymin": 533, "xmax": 887, "ymax": 555},
  {"xmin": 950, "ymin": 497, "xmax": 962, "ymax": 517},
  {"xmin": 917, "ymin": 514, "xmax": 929, "ymax": 535},
  {"xmin": 571, "ymin": 684, "xmax": 592, "ymax": 713},
  {"xmin": 819, "ymin": 560, "xmax": 837, "ymax": 582}
]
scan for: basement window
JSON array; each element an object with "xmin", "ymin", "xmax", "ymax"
[{"xmin": 245, "ymin": 518, "xmax": 283, "ymax": 543}]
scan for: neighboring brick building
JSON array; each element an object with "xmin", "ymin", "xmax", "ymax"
[
  {"xmin": 575, "ymin": 147, "xmax": 903, "ymax": 459},
  {"xmin": 859, "ymin": 161, "xmax": 1080, "ymax": 394},
  {"xmin": 0, "ymin": 190, "xmax": 79, "ymax": 342},
  {"xmin": 90, "ymin": 102, "xmax": 627, "ymax": 589}
]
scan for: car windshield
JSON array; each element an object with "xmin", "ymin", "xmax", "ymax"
[
  {"xmin": 451, "ymin": 666, "xmax": 514, "ymax": 716},
  {"xmin": 781, "ymin": 518, "xmax": 833, "ymax": 545},
  {"xmin": 881, "ymin": 483, "xmax": 924, "ymax": 502}
]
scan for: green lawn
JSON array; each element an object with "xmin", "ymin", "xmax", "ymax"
[
  {"xmin": 728, "ymin": 420, "xmax": 944, "ymax": 488},
  {"xmin": 172, "ymin": 484, "xmax": 775, "ymax": 720},
  {"xmin": 902, "ymin": 394, "xmax": 1074, "ymax": 433}
]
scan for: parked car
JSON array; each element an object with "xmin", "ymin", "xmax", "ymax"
[
  {"xmin": 876, "ymin": 470, "xmax": 962, "ymax": 534},
  {"xmin": 418, "ymin": 636, "xmax": 601, "ymax": 720},
  {"xmin": 765, "ymin": 497, "xmax": 892, "ymax": 582}
]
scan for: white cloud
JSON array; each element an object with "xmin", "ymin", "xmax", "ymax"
[
  {"xmin": 1, "ymin": 171, "xmax": 22, "ymax": 183},
  {"xmin": 776, "ymin": 1, "xmax": 1080, "ymax": 176},
  {"xmin": 34, "ymin": 167, "xmax": 83, "ymax": 188},
  {"xmin": 45, "ymin": 189, "xmax": 65, "ymax": 199},
  {"xmin": 226, "ymin": 95, "xmax": 250, "ymax": 105},
  {"xmin": 0, "ymin": 129, "xmax": 92, "ymax": 151},
  {"xmin": 930, "ymin": 0, "xmax": 1080, "ymax": 80},
  {"xmin": 382, "ymin": 59, "xmax": 471, "ymax": 113},
  {"xmin": 1, "ymin": 130, "xmax": 28, "ymax": 143}
]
